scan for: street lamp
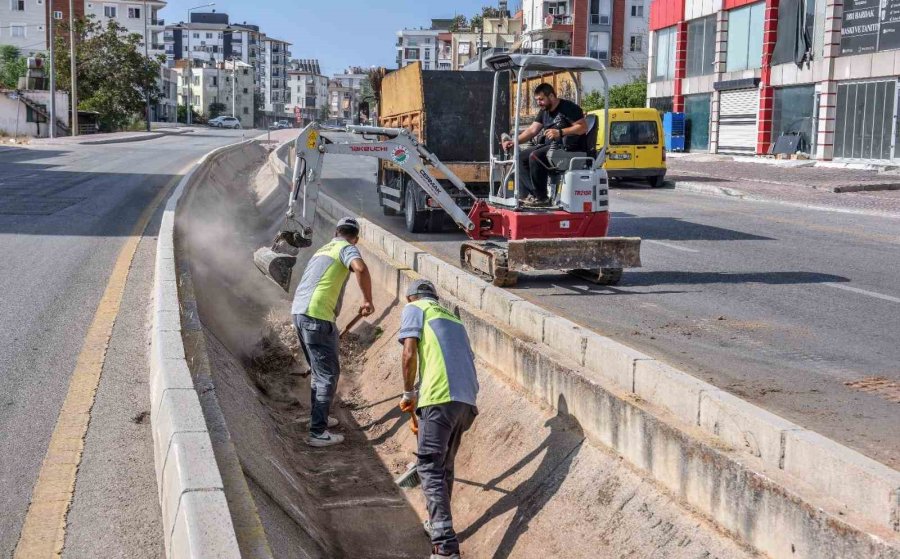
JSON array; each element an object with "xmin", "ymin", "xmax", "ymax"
[{"xmin": 186, "ymin": 2, "xmax": 215, "ymax": 126}]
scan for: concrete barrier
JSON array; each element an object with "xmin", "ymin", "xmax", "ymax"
[
  {"xmin": 150, "ymin": 142, "xmax": 252, "ymax": 559},
  {"xmin": 311, "ymin": 189, "xmax": 900, "ymax": 558}
]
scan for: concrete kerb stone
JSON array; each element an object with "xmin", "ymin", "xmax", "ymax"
[
  {"xmin": 509, "ymin": 300, "xmax": 552, "ymax": 342},
  {"xmin": 481, "ymin": 285, "xmax": 521, "ymax": 325},
  {"xmin": 583, "ymin": 333, "xmax": 651, "ymax": 392},
  {"xmin": 782, "ymin": 429, "xmax": 900, "ymax": 531},
  {"xmin": 634, "ymin": 359, "xmax": 714, "ymax": 427},
  {"xmin": 415, "ymin": 253, "xmax": 442, "ymax": 284},
  {"xmin": 456, "ymin": 272, "xmax": 487, "ymax": 311},
  {"xmin": 150, "ymin": 141, "xmax": 249, "ymax": 558},
  {"xmin": 542, "ymin": 315, "xmax": 588, "ymax": 367},
  {"xmin": 699, "ymin": 389, "xmax": 802, "ymax": 468}
]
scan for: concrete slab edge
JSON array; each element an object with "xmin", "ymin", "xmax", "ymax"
[
  {"xmin": 150, "ymin": 141, "xmax": 255, "ymax": 559},
  {"xmin": 310, "ymin": 190, "xmax": 900, "ymax": 555}
]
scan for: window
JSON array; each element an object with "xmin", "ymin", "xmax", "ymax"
[
  {"xmin": 425, "ymin": 37, "xmax": 431, "ymax": 43},
  {"xmin": 128, "ymin": 7, "xmax": 141, "ymax": 19},
  {"xmin": 652, "ymin": 26, "xmax": 676, "ymax": 81},
  {"xmin": 424, "ymin": 61, "xmax": 431, "ymax": 69},
  {"xmin": 686, "ymin": 15, "xmax": 716, "ymax": 77},
  {"xmin": 773, "ymin": 85, "xmax": 815, "ymax": 154},
  {"xmin": 726, "ymin": 2, "xmax": 765, "ymax": 72},
  {"xmin": 243, "ymin": 87, "xmax": 248, "ymax": 93},
  {"xmin": 631, "ymin": 3, "xmax": 644, "ymax": 17},
  {"xmin": 610, "ymin": 121, "xmax": 659, "ymax": 145},
  {"xmin": 11, "ymin": 25, "xmax": 25, "ymax": 37},
  {"xmin": 11, "ymin": 0, "xmax": 24, "ymax": 11},
  {"xmin": 589, "ymin": 31, "xmax": 610, "ymax": 60},
  {"xmin": 243, "ymin": 107, "xmax": 249, "ymax": 114},
  {"xmin": 193, "ymin": 32, "xmax": 199, "ymax": 39},
  {"xmin": 53, "ymin": 10, "xmax": 62, "ymax": 19},
  {"xmin": 212, "ymin": 77, "xmax": 218, "ymax": 86},
  {"xmin": 206, "ymin": 33, "xmax": 212, "ymax": 39},
  {"xmin": 404, "ymin": 48, "xmax": 419, "ymax": 59},
  {"xmin": 630, "ymin": 34, "xmax": 643, "ymax": 52},
  {"xmin": 590, "ymin": 0, "xmax": 610, "ymax": 25},
  {"xmin": 104, "ymin": 5, "xmax": 117, "ymax": 18},
  {"xmin": 424, "ymin": 49, "xmax": 430, "ymax": 60}
]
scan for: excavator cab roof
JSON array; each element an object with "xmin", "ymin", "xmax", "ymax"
[{"xmin": 485, "ymin": 53, "xmax": 609, "ymax": 74}]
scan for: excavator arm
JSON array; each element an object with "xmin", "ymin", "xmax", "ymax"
[{"xmin": 254, "ymin": 122, "xmax": 477, "ymax": 290}]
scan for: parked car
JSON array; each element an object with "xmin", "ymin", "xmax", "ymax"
[
  {"xmin": 207, "ymin": 116, "xmax": 226, "ymax": 128},
  {"xmin": 217, "ymin": 116, "xmax": 242, "ymax": 129},
  {"xmin": 589, "ymin": 107, "xmax": 667, "ymax": 187},
  {"xmin": 270, "ymin": 120, "xmax": 291, "ymax": 130}
]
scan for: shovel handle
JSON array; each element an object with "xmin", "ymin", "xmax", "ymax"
[
  {"xmin": 409, "ymin": 411, "xmax": 418, "ymax": 435},
  {"xmin": 340, "ymin": 311, "xmax": 365, "ymax": 337}
]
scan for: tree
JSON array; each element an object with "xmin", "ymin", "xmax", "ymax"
[
  {"xmin": 448, "ymin": 14, "xmax": 468, "ymax": 32},
  {"xmin": 582, "ymin": 78, "xmax": 647, "ymax": 111},
  {"xmin": 0, "ymin": 45, "xmax": 26, "ymax": 89},
  {"xmin": 318, "ymin": 104, "xmax": 330, "ymax": 122},
  {"xmin": 177, "ymin": 104, "xmax": 201, "ymax": 124},
  {"xmin": 470, "ymin": 6, "xmax": 502, "ymax": 30},
  {"xmin": 208, "ymin": 102, "xmax": 226, "ymax": 119},
  {"xmin": 53, "ymin": 17, "xmax": 164, "ymax": 131}
]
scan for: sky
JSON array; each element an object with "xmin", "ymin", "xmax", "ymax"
[{"xmin": 160, "ymin": 0, "xmax": 515, "ymax": 76}]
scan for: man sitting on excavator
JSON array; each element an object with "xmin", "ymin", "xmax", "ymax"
[{"xmin": 501, "ymin": 83, "xmax": 589, "ymax": 207}]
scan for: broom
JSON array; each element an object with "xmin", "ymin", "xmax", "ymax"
[{"xmin": 395, "ymin": 411, "xmax": 420, "ymax": 489}]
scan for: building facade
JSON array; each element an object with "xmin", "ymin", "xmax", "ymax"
[
  {"xmin": 0, "ymin": 0, "xmax": 50, "ymax": 54},
  {"xmin": 451, "ymin": 15, "xmax": 523, "ymax": 70},
  {"xmin": 285, "ymin": 59, "xmax": 328, "ymax": 124},
  {"xmin": 173, "ymin": 59, "xmax": 253, "ymax": 126},
  {"xmin": 646, "ymin": 0, "xmax": 886, "ymax": 162},
  {"xmin": 85, "ymin": 0, "xmax": 167, "ymax": 58},
  {"xmin": 328, "ymin": 68, "xmax": 368, "ymax": 123},
  {"xmin": 262, "ymin": 36, "xmax": 290, "ymax": 117},
  {"xmin": 522, "ymin": 0, "xmax": 648, "ymax": 86},
  {"xmin": 396, "ymin": 28, "xmax": 442, "ymax": 69}
]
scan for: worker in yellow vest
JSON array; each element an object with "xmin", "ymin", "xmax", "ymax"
[
  {"xmin": 293, "ymin": 217, "xmax": 373, "ymax": 447},
  {"xmin": 398, "ymin": 279, "xmax": 478, "ymax": 559}
]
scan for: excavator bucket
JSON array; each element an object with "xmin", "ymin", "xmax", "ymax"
[{"xmin": 253, "ymin": 247, "xmax": 297, "ymax": 291}]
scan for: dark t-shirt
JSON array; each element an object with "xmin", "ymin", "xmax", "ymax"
[{"xmin": 537, "ymin": 99, "xmax": 587, "ymax": 152}]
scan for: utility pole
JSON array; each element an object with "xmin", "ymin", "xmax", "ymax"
[
  {"xmin": 231, "ymin": 59, "xmax": 236, "ymax": 119},
  {"xmin": 478, "ymin": 25, "xmax": 485, "ymax": 71},
  {"xmin": 69, "ymin": 0, "xmax": 78, "ymax": 135},
  {"xmin": 144, "ymin": 0, "xmax": 151, "ymax": 131},
  {"xmin": 48, "ymin": 0, "xmax": 56, "ymax": 138}
]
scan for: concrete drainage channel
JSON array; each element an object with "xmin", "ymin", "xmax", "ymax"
[{"xmin": 151, "ymin": 137, "xmax": 900, "ymax": 558}]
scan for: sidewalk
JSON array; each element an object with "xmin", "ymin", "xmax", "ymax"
[
  {"xmin": 665, "ymin": 155, "xmax": 900, "ymax": 218},
  {"xmin": 29, "ymin": 127, "xmax": 193, "ymax": 146}
]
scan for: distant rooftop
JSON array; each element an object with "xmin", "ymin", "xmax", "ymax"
[{"xmin": 289, "ymin": 59, "xmax": 323, "ymax": 75}]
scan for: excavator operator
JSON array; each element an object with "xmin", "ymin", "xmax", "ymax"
[{"xmin": 501, "ymin": 83, "xmax": 589, "ymax": 207}]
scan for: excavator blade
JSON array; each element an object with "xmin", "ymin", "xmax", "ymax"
[
  {"xmin": 506, "ymin": 237, "xmax": 642, "ymax": 272},
  {"xmin": 253, "ymin": 247, "xmax": 297, "ymax": 292}
]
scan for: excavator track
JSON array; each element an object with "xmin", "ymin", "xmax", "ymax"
[{"xmin": 460, "ymin": 241, "xmax": 519, "ymax": 287}]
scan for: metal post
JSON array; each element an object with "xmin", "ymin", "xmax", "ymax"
[
  {"xmin": 69, "ymin": 0, "xmax": 78, "ymax": 135},
  {"xmin": 231, "ymin": 60, "xmax": 236, "ymax": 119},
  {"xmin": 48, "ymin": 0, "xmax": 56, "ymax": 138},
  {"xmin": 479, "ymin": 26, "xmax": 485, "ymax": 71},
  {"xmin": 144, "ymin": 0, "xmax": 151, "ymax": 131},
  {"xmin": 187, "ymin": 20, "xmax": 192, "ymax": 125}
]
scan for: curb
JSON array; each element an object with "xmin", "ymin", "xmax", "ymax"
[
  {"xmin": 673, "ymin": 180, "xmax": 900, "ymax": 219},
  {"xmin": 310, "ymin": 189, "xmax": 900, "ymax": 558},
  {"xmin": 150, "ymin": 141, "xmax": 252, "ymax": 559}
]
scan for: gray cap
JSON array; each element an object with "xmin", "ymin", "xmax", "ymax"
[
  {"xmin": 336, "ymin": 216, "xmax": 360, "ymax": 232},
  {"xmin": 406, "ymin": 279, "xmax": 438, "ymax": 299}
]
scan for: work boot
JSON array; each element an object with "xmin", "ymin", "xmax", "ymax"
[
  {"xmin": 520, "ymin": 194, "xmax": 536, "ymax": 205},
  {"xmin": 525, "ymin": 197, "xmax": 551, "ymax": 207},
  {"xmin": 306, "ymin": 430, "xmax": 344, "ymax": 447}
]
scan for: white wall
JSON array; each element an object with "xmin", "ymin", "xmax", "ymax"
[
  {"xmin": 685, "ymin": 0, "xmax": 723, "ymax": 21},
  {"xmin": 0, "ymin": 90, "xmax": 70, "ymax": 138},
  {"xmin": 0, "ymin": 0, "xmax": 48, "ymax": 53}
]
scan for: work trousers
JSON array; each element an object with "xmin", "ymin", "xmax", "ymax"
[
  {"xmin": 517, "ymin": 144, "xmax": 553, "ymax": 200},
  {"xmin": 417, "ymin": 401, "xmax": 478, "ymax": 555},
  {"xmin": 293, "ymin": 313, "xmax": 340, "ymax": 436}
]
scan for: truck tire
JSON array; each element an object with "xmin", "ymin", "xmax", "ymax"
[
  {"xmin": 405, "ymin": 186, "xmax": 429, "ymax": 233},
  {"xmin": 647, "ymin": 175, "xmax": 666, "ymax": 188}
]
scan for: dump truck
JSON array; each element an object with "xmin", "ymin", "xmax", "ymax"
[{"xmin": 377, "ymin": 62, "xmax": 509, "ymax": 233}]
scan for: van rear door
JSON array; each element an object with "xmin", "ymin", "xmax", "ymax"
[
  {"xmin": 605, "ymin": 112, "xmax": 635, "ymax": 171},
  {"xmin": 632, "ymin": 119, "xmax": 663, "ymax": 169}
]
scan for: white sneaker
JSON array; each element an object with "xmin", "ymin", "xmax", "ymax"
[
  {"xmin": 295, "ymin": 415, "xmax": 340, "ymax": 428},
  {"xmin": 306, "ymin": 430, "xmax": 344, "ymax": 447}
]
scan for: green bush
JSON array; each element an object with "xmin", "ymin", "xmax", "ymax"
[{"xmin": 583, "ymin": 78, "xmax": 648, "ymax": 112}]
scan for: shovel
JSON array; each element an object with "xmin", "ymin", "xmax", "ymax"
[{"xmin": 340, "ymin": 311, "xmax": 365, "ymax": 338}]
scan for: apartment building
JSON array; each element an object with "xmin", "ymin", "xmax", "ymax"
[
  {"xmin": 396, "ymin": 19, "xmax": 453, "ymax": 69},
  {"xmin": 85, "ymin": 0, "xmax": 167, "ymax": 57},
  {"xmin": 522, "ymin": 0, "xmax": 648, "ymax": 85},
  {"xmin": 262, "ymin": 35, "xmax": 290, "ymax": 117},
  {"xmin": 173, "ymin": 59, "xmax": 253, "ymax": 126},
  {"xmin": 646, "ymin": 0, "xmax": 884, "ymax": 162},
  {"xmin": 328, "ymin": 68, "xmax": 368, "ymax": 123},
  {"xmin": 451, "ymin": 15, "xmax": 523, "ymax": 70},
  {"xmin": 285, "ymin": 59, "xmax": 328, "ymax": 124},
  {"xmin": 0, "ymin": 0, "xmax": 49, "ymax": 54}
]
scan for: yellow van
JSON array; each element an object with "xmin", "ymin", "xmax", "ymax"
[{"xmin": 588, "ymin": 107, "xmax": 666, "ymax": 187}]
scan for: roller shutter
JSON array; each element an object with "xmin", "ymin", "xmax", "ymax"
[{"xmin": 718, "ymin": 89, "xmax": 759, "ymax": 155}]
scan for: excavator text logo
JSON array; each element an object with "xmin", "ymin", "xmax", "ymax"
[
  {"xmin": 350, "ymin": 145, "xmax": 388, "ymax": 153},
  {"xmin": 391, "ymin": 146, "xmax": 409, "ymax": 164}
]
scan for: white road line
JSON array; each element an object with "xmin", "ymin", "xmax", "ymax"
[
  {"xmin": 823, "ymin": 283, "xmax": 900, "ymax": 304},
  {"xmin": 645, "ymin": 240, "xmax": 699, "ymax": 253}
]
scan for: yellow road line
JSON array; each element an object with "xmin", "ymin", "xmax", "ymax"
[{"xmin": 14, "ymin": 173, "xmax": 183, "ymax": 558}]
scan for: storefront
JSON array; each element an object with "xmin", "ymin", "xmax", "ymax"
[
  {"xmin": 772, "ymin": 85, "xmax": 816, "ymax": 155},
  {"xmin": 717, "ymin": 88, "xmax": 759, "ymax": 155},
  {"xmin": 833, "ymin": 80, "xmax": 897, "ymax": 162},
  {"xmin": 683, "ymin": 93, "xmax": 711, "ymax": 152}
]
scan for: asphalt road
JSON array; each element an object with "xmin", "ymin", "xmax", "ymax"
[
  {"xmin": 317, "ymin": 134, "xmax": 900, "ymax": 469},
  {"xmin": 0, "ymin": 128, "xmax": 253, "ymax": 557}
]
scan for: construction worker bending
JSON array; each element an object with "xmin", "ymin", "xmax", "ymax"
[
  {"xmin": 398, "ymin": 279, "xmax": 479, "ymax": 559},
  {"xmin": 292, "ymin": 217, "xmax": 374, "ymax": 447}
]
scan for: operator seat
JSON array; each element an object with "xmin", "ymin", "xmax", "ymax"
[{"xmin": 546, "ymin": 114, "xmax": 599, "ymax": 202}]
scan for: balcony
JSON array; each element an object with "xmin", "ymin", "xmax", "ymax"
[{"xmin": 150, "ymin": 18, "xmax": 165, "ymax": 27}]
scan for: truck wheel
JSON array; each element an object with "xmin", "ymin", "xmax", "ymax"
[
  {"xmin": 405, "ymin": 187, "xmax": 429, "ymax": 233},
  {"xmin": 647, "ymin": 175, "xmax": 665, "ymax": 188}
]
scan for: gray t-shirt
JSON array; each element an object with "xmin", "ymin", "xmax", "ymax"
[{"xmin": 291, "ymin": 239, "xmax": 361, "ymax": 317}]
